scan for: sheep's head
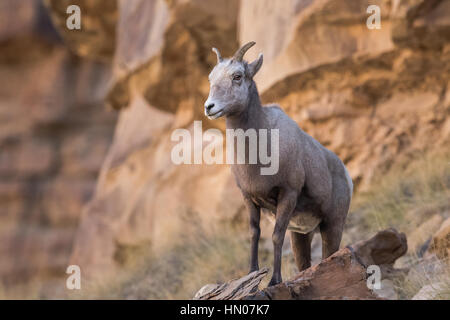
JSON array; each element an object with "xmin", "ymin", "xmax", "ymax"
[{"xmin": 204, "ymin": 41, "xmax": 263, "ymax": 120}]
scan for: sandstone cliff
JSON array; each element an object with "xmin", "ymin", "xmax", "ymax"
[{"xmin": 0, "ymin": 0, "xmax": 117, "ymax": 292}]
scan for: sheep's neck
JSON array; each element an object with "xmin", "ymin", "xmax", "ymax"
[{"xmin": 226, "ymin": 81, "xmax": 266, "ymax": 131}]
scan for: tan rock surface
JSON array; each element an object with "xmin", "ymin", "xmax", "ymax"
[
  {"xmin": 428, "ymin": 217, "xmax": 450, "ymax": 260},
  {"xmin": 0, "ymin": 1, "xmax": 117, "ymax": 290},
  {"xmin": 44, "ymin": 0, "xmax": 118, "ymax": 61}
]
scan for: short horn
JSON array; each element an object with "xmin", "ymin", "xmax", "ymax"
[
  {"xmin": 212, "ymin": 47, "xmax": 223, "ymax": 63},
  {"xmin": 233, "ymin": 41, "xmax": 256, "ymax": 61}
]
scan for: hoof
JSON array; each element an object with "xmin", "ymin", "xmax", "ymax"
[
  {"xmin": 248, "ymin": 268, "xmax": 259, "ymax": 274},
  {"xmin": 268, "ymin": 278, "xmax": 281, "ymax": 287}
]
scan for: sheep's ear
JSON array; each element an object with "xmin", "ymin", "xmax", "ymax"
[{"xmin": 248, "ymin": 53, "xmax": 263, "ymax": 78}]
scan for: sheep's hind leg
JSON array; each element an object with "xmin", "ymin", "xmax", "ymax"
[
  {"xmin": 268, "ymin": 190, "xmax": 297, "ymax": 287},
  {"xmin": 290, "ymin": 231, "xmax": 313, "ymax": 271},
  {"xmin": 319, "ymin": 181, "xmax": 350, "ymax": 259},
  {"xmin": 319, "ymin": 218, "xmax": 344, "ymax": 259}
]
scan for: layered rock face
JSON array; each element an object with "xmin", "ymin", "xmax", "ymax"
[
  {"xmin": 1, "ymin": 0, "xmax": 449, "ymax": 291},
  {"xmin": 0, "ymin": 0, "xmax": 117, "ymax": 290}
]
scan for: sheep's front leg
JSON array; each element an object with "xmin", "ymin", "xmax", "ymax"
[
  {"xmin": 268, "ymin": 190, "xmax": 297, "ymax": 286},
  {"xmin": 244, "ymin": 196, "xmax": 261, "ymax": 273}
]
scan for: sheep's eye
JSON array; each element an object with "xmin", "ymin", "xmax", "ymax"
[{"xmin": 233, "ymin": 74, "xmax": 242, "ymax": 81}]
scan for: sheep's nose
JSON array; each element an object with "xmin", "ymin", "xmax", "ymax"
[{"xmin": 205, "ymin": 103, "xmax": 215, "ymax": 112}]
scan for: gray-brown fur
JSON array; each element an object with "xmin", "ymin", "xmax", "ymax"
[{"xmin": 205, "ymin": 42, "xmax": 353, "ymax": 286}]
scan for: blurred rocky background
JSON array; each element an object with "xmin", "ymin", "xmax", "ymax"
[
  {"xmin": 0, "ymin": 0, "xmax": 449, "ymax": 299},
  {"xmin": 0, "ymin": 0, "xmax": 118, "ymax": 297}
]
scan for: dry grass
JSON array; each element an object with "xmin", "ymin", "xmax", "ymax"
[
  {"xmin": 76, "ymin": 220, "xmax": 298, "ymax": 299},
  {"xmin": 346, "ymin": 152, "xmax": 450, "ymax": 299},
  {"xmin": 347, "ymin": 152, "xmax": 450, "ymax": 237},
  {"xmin": 0, "ymin": 281, "xmax": 42, "ymax": 300},
  {"xmin": 395, "ymin": 255, "xmax": 450, "ymax": 300}
]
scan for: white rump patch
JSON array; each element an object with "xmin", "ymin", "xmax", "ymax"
[
  {"xmin": 266, "ymin": 211, "xmax": 321, "ymax": 234},
  {"xmin": 344, "ymin": 166, "xmax": 353, "ymax": 200}
]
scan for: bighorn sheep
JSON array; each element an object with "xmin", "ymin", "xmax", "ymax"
[{"xmin": 204, "ymin": 42, "xmax": 353, "ymax": 286}]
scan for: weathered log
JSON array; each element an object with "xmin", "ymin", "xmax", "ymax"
[
  {"xmin": 194, "ymin": 228, "xmax": 408, "ymax": 300},
  {"xmin": 194, "ymin": 268, "xmax": 269, "ymax": 300}
]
